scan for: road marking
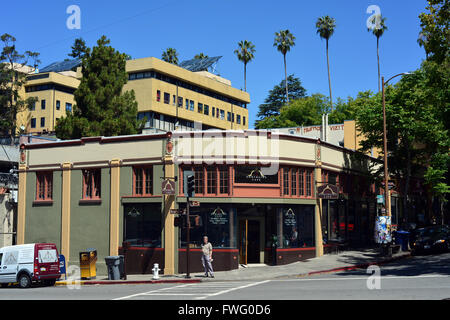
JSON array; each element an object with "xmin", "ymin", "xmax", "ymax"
[
  {"xmin": 113, "ymin": 283, "xmax": 192, "ymax": 300},
  {"xmin": 195, "ymin": 280, "xmax": 271, "ymax": 300},
  {"xmin": 273, "ymin": 275, "xmax": 450, "ymax": 282}
]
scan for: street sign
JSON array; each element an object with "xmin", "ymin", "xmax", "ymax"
[
  {"xmin": 190, "ymin": 201, "xmax": 200, "ymax": 207},
  {"xmin": 382, "ymin": 181, "xmax": 396, "ymax": 190},
  {"xmin": 162, "ymin": 179, "xmax": 176, "ymax": 195},
  {"xmin": 377, "ymin": 195, "xmax": 385, "ymax": 204}
]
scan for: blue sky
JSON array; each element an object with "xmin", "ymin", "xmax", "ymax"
[{"xmin": 2, "ymin": 0, "xmax": 426, "ymax": 128}]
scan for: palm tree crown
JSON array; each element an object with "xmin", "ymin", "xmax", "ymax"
[
  {"xmin": 194, "ymin": 53, "xmax": 209, "ymax": 60},
  {"xmin": 274, "ymin": 30, "xmax": 296, "ymax": 104},
  {"xmin": 161, "ymin": 48, "xmax": 179, "ymax": 65},
  {"xmin": 234, "ymin": 40, "xmax": 256, "ymax": 92},
  {"xmin": 367, "ymin": 15, "xmax": 388, "ymax": 92},
  {"xmin": 316, "ymin": 16, "xmax": 336, "ymax": 40}
]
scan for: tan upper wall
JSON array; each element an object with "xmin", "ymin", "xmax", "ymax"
[{"xmin": 344, "ymin": 120, "xmax": 381, "ymax": 158}]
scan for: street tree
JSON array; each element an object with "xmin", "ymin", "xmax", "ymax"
[
  {"xmin": 234, "ymin": 40, "xmax": 256, "ymax": 92},
  {"xmin": 316, "ymin": 15, "xmax": 336, "ymax": 110},
  {"xmin": 162, "ymin": 48, "xmax": 179, "ymax": 65},
  {"xmin": 367, "ymin": 15, "xmax": 388, "ymax": 92},
  {"xmin": 274, "ymin": 30, "xmax": 296, "ymax": 103},
  {"xmin": 55, "ymin": 36, "xmax": 144, "ymax": 139},
  {"xmin": 69, "ymin": 38, "xmax": 88, "ymax": 60},
  {"xmin": 0, "ymin": 33, "xmax": 39, "ymax": 140}
]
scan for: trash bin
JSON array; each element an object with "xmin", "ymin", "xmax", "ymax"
[
  {"xmin": 395, "ymin": 230, "xmax": 410, "ymax": 251},
  {"xmin": 79, "ymin": 249, "xmax": 97, "ymax": 280},
  {"xmin": 105, "ymin": 256, "xmax": 121, "ymax": 280}
]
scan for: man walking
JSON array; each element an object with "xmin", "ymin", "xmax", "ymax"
[{"xmin": 201, "ymin": 236, "xmax": 214, "ymax": 278}]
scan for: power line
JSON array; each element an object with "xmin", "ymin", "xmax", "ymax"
[{"xmin": 36, "ymin": 0, "xmax": 182, "ymax": 51}]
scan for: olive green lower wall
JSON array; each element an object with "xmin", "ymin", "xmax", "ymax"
[
  {"xmin": 69, "ymin": 168, "xmax": 110, "ymax": 275},
  {"xmin": 24, "ymin": 171, "xmax": 62, "ymax": 250}
]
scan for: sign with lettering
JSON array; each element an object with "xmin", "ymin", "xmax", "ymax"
[
  {"xmin": 162, "ymin": 179, "xmax": 176, "ymax": 195},
  {"xmin": 317, "ymin": 184, "xmax": 339, "ymax": 199},
  {"xmin": 234, "ymin": 166, "xmax": 278, "ymax": 184},
  {"xmin": 209, "ymin": 207, "xmax": 228, "ymax": 225}
]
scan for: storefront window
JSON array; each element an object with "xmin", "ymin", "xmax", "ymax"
[
  {"xmin": 278, "ymin": 206, "xmax": 315, "ymax": 248},
  {"xmin": 291, "ymin": 169, "xmax": 297, "ymax": 196},
  {"xmin": 124, "ymin": 204, "xmax": 162, "ymax": 247},
  {"xmin": 219, "ymin": 167, "xmax": 229, "ymax": 194},
  {"xmin": 180, "ymin": 205, "xmax": 237, "ymax": 249},
  {"xmin": 206, "ymin": 168, "xmax": 217, "ymax": 194}
]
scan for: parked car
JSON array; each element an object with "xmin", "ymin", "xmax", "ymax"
[
  {"xmin": 410, "ymin": 225, "xmax": 450, "ymax": 255},
  {"xmin": 0, "ymin": 243, "xmax": 60, "ymax": 288}
]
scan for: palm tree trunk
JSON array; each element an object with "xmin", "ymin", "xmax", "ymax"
[
  {"xmin": 326, "ymin": 39, "xmax": 333, "ymax": 112},
  {"xmin": 284, "ymin": 54, "xmax": 289, "ymax": 104},
  {"xmin": 377, "ymin": 36, "xmax": 381, "ymax": 93},
  {"xmin": 244, "ymin": 62, "xmax": 247, "ymax": 92}
]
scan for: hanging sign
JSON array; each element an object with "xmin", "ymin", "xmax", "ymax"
[
  {"xmin": 162, "ymin": 179, "xmax": 176, "ymax": 195},
  {"xmin": 317, "ymin": 184, "xmax": 339, "ymax": 199}
]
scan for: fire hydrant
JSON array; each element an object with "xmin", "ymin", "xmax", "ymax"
[{"xmin": 152, "ymin": 263, "xmax": 160, "ymax": 280}]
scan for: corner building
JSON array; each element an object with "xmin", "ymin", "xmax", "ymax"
[{"xmin": 17, "ymin": 130, "xmax": 380, "ymax": 275}]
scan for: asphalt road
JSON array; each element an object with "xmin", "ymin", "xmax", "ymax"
[{"xmin": 1, "ymin": 252, "xmax": 449, "ymax": 300}]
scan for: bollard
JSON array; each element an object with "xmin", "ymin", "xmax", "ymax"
[{"xmin": 152, "ymin": 263, "xmax": 161, "ymax": 280}]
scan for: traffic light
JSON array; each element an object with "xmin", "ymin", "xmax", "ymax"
[{"xmin": 186, "ymin": 174, "xmax": 195, "ymax": 198}]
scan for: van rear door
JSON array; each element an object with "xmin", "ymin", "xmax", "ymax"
[
  {"xmin": 1, "ymin": 249, "xmax": 19, "ymax": 283},
  {"xmin": 35, "ymin": 244, "xmax": 60, "ymax": 279}
]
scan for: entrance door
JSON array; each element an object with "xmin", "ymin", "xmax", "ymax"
[{"xmin": 238, "ymin": 219, "xmax": 261, "ymax": 265}]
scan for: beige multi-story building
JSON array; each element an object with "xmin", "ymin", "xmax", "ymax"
[{"xmin": 17, "ymin": 56, "xmax": 250, "ymax": 134}]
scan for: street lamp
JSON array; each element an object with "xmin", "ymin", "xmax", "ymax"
[{"xmin": 381, "ymin": 72, "xmax": 411, "ymax": 218}]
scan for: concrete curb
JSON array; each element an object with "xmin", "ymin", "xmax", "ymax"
[{"xmin": 55, "ymin": 279, "xmax": 202, "ymax": 286}]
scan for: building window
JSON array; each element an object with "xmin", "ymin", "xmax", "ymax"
[
  {"xmin": 204, "ymin": 105, "xmax": 209, "ymax": 116},
  {"xmin": 164, "ymin": 92, "xmax": 170, "ymax": 104},
  {"xmin": 41, "ymin": 99, "xmax": 46, "ymax": 110},
  {"xmin": 227, "ymin": 112, "xmax": 231, "ymax": 122},
  {"xmin": 56, "ymin": 100, "xmax": 60, "ymax": 110},
  {"xmin": 124, "ymin": 203, "xmax": 162, "ymax": 248},
  {"xmin": 232, "ymin": 113, "xmax": 235, "ymax": 123},
  {"xmin": 291, "ymin": 168, "xmax": 297, "ymax": 196},
  {"xmin": 220, "ymin": 110, "xmax": 225, "ymax": 120},
  {"xmin": 172, "ymin": 95, "xmax": 176, "ymax": 106},
  {"xmin": 299, "ymin": 169, "xmax": 305, "ymax": 196},
  {"xmin": 36, "ymin": 172, "xmax": 53, "ymax": 201},
  {"xmin": 82, "ymin": 169, "xmax": 101, "ymax": 200},
  {"xmin": 156, "ymin": 90, "xmax": 161, "ymax": 102},
  {"xmin": 243, "ymin": 116, "xmax": 246, "ymax": 126},
  {"xmin": 236, "ymin": 115, "xmax": 241, "ymax": 124},
  {"xmin": 190, "ymin": 100, "xmax": 195, "ymax": 111},
  {"xmin": 212, "ymin": 107, "xmax": 215, "ymax": 117},
  {"xmin": 66, "ymin": 103, "xmax": 72, "ymax": 112},
  {"xmin": 283, "ymin": 168, "xmax": 290, "ymax": 195},
  {"xmin": 306, "ymin": 170, "xmax": 312, "ymax": 197},
  {"xmin": 178, "ymin": 96, "xmax": 183, "ymax": 107},
  {"xmin": 219, "ymin": 167, "xmax": 229, "ymax": 194},
  {"xmin": 29, "ymin": 100, "xmax": 36, "ymax": 111},
  {"xmin": 206, "ymin": 167, "xmax": 217, "ymax": 194},
  {"xmin": 198, "ymin": 103, "xmax": 203, "ymax": 113},
  {"xmin": 31, "ymin": 118, "xmax": 36, "ymax": 128},
  {"xmin": 40, "ymin": 117, "xmax": 45, "ymax": 128},
  {"xmin": 194, "ymin": 167, "xmax": 204, "ymax": 194},
  {"xmin": 133, "ymin": 166, "xmax": 153, "ymax": 196}
]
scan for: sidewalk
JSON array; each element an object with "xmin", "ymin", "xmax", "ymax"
[{"xmin": 56, "ymin": 249, "xmax": 411, "ymax": 286}]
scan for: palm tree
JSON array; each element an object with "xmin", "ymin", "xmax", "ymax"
[
  {"xmin": 316, "ymin": 16, "xmax": 336, "ymax": 111},
  {"xmin": 161, "ymin": 48, "xmax": 179, "ymax": 65},
  {"xmin": 194, "ymin": 53, "xmax": 209, "ymax": 59},
  {"xmin": 274, "ymin": 30, "xmax": 296, "ymax": 104},
  {"xmin": 367, "ymin": 15, "xmax": 387, "ymax": 92},
  {"xmin": 234, "ymin": 40, "xmax": 256, "ymax": 92}
]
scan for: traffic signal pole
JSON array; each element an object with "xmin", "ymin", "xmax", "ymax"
[{"xmin": 186, "ymin": 197, "xmax": 191, "ymax": 279}]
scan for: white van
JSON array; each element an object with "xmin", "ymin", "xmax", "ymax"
[{"xmin": 0, "ymin": 243, "xmax": 60, "ymax": 288}]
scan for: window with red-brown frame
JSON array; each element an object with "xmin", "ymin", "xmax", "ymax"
[
  {"xmin": 36, "ymin": 171, "xmax": 53, "ymax": 201},
  {"xmin": 82, "ymin": 169, "xmax": 101, "ymax": 200},
  {"xmin": 181, "ymin": 166, "xmax": 230, "ymax": 196},
  {"xmin": 133, "ymin": 166, "xmax": 153, "ymax": 196},
  {"xmin": 282, "ymin": 167, "xmax": 314, "ymax": 198}
]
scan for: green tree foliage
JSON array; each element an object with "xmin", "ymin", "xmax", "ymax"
[
  {"xmin": 234, "ymin": 40, "xmax": 256, "ymax": 92},
  {"xmin": 194, "ymin": 53, "xmax": 208, "ymax": 59},
  {"xmin": 274, "ymin": 30, "xmax": 296, "ymax": 103},
  {"xmin": 255, "ymin": 75, "xmax": 306, "ymax": 128},
  {"xmin": 55, "ymin": 36, "xmax": 144, "ymax": 139},
  {"xmin": 68, "ymin": 38, "xmax": 88, "ymax": 60},
  {"xmin": 161, "ymin": 48, "xmax": 179, "ymax": 65},
  {"xmin": 0, "ymin": 33, "xmax": 39, "ymax": 139}
]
